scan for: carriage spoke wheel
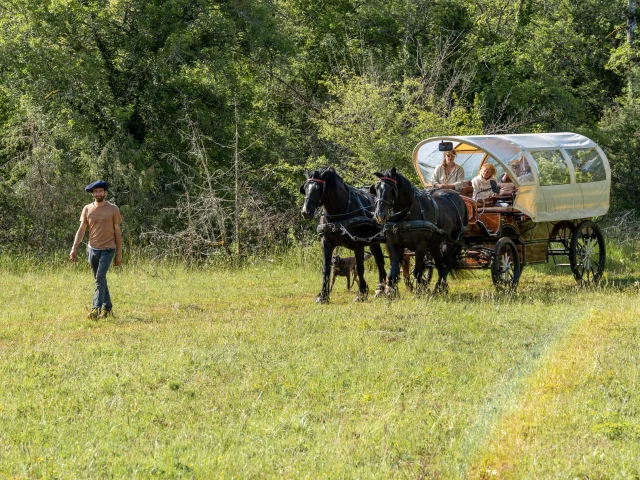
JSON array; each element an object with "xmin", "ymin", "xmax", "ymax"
[
  {"xmin": 569, "ymin": 221, "xmax": 605, "ymax": 286},
  {"xmin": 491, "ymin": 237, "xmax": 521, "ymax": 293}
]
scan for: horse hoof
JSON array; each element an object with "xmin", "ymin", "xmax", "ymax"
[
  {"xmin": 315, "ymin": 295, "xmax": 329, "ymax": 304},
  {"xmin": 384, "ymin": 285, "xmax": 399, "ymax": 300},
  {"xmin": 403, "ymin": 278, "xmax": 414, "ymax": 292},
  {"xmin": 414, "ymin": 283, "xmax": 430, "ymax": 297},
  {"xmin": 433, "ymin": 286, "xmax": 449, "ymax": 296},
  {"xmin": 353, "ymin": 292, "xmax": 368, "ymax": 303}
]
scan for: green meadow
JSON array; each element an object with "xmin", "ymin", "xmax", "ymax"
[{"xmin": 0, "ymin": 247, "xmax": 639, "ymax": 479}]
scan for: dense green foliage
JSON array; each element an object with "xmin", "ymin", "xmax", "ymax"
[{"xmin": 0, "ymin": 0, "xmax": 637, "ymax": 253}]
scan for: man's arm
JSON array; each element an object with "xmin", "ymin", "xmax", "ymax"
[
  {"xmin": 114, "ymin": 223, "xmax": 123, "ymax": 266},
  {"xmin": 69, "ymin": 219, "xmax": 88, "ymax": 262}
]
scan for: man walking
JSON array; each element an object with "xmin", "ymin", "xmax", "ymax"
[{"xmin": 69, "ymin": 180, "xmax": 123, "ymax": 319}]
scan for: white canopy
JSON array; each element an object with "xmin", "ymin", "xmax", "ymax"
[{"xmin": 413, "ymin": 133, "xmax": 611, "ymax": 222}]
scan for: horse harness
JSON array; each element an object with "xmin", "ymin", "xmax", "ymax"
[
  {"xmin": 377, "ymin": 177, "xmax": 467, "ymax": 244},
  {"xmin": 307, "ymin": 174, "xmax": 467, "ymax": 245},
  {"xmin": 307, "ymin": 178, "xmax": 384, "ymax": 243},
  {"xmin": 376, "ymin": 176, "xmax": 446, "ymax": 237},
  {"xmin": 303, "ymin": 177, "xmax": 326, "ymax": 212}
]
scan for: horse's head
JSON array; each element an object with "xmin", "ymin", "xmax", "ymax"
[
  {"xmin": 300, "ymin": 168, "xmax": 333, "ymax": 219},
  {"xmin": 371, "ymin": 167, "xmax": 399, "ymax": 225}
]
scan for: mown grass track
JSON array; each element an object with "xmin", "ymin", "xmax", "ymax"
[{"xmin": 0, "ymin": 256, "xmax": 639, "ymax": 478}]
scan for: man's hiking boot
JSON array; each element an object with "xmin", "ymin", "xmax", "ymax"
[
  {"xmin": 100, "ymin": 309, "xmax": 115, "ymax": 319},
  {"xmin": 87, "ymin": 308, "xmax": 101, "ymax": 320}
]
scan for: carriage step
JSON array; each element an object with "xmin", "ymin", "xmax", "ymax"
[{"xmin": 554, "ymin": 263, "xmax": 572, "ymax": 267}]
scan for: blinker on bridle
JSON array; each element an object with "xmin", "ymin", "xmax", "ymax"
[
  {"xmin": 375, "ymin": 176, "xmax": 398, "ymax": 212},
  {"xmin": 304, "ymin": 177, "xmax": 326, "ymax": 209},
  {"xmin": 377, "ymin": 176, "xmax": 398, "ymax": 194}
]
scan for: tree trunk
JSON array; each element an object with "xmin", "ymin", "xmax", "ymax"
[
  {"xmin": 628, "ymin": 0, "xmax": 636, "ymax": 46},
  {"xmin": 628, "ymin": 0, "xmax": 637, "ymax": 96},
  {"xmin": 234, "ymin": 100, "xmax": 240, "ymax": 256}
]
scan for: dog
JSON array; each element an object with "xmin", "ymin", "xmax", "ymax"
[{"xmin": 330, "ymin": 253, "xmax": 372, "ymax": 292}]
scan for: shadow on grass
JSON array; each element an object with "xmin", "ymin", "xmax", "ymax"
[{"xmin": 600, "ymin": 275, "xmax": 640, "ymax": 290}]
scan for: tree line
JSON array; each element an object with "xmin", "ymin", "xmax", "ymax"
[{"xmin": 0, "ymin": 0, "xmax": 638, "ymax": 258}]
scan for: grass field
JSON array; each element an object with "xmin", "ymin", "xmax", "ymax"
[{"xmin": 0, "ymin": 247, "xmax": 639, "ymax": 478}]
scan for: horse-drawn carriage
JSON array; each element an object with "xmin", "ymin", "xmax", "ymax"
[
  {"xmin": 301, "ymin": 132, "xmax": 610, "ymax": 301},
  {"xmin": 413, "ymin": 132, "xmax": 610, "ymax": 291}
]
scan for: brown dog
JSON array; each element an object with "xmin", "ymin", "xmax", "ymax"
[{"xmin": 330, "ymin": 253, "xmax": 372, "ymax": 292}]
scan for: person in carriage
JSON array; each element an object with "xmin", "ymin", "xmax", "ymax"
[
  {"xmin": 430, "ymin": 150, "xmax": 473, "ymax": 197},
  {"xmin": 508, "ymin": 155, "xmax": 534, "ymax": 184},
  {"xmin": 471, "ymin": 163, "xmax": 500, "ymax": 201}
]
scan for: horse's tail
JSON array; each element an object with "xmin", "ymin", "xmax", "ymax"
[{"xmin": 446, "ymin": 240, "xmax": 474, "ymax": 279}]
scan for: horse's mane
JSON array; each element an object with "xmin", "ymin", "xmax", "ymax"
[
  {"xmin": 316, "ymin": 167, "xmax": 349, "ymax": 191},
  {"xmin": 379, "ymin": 168, "xmax": 412, "ymax": 191},
  {"xmin": 314, "ymin": 167, "xmax": 377, "ymax": 208},
  {"xmin": 308, "ymin": 167, "xmax": 375, "ymax": 204}
]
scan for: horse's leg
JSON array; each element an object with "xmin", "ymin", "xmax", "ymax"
[
  {"xmin": 330, "ymin": 270, "xmax": 337, "ymax": 293},
  {"xmin": 370, "ymin": 243, "xmax": 387, "ymax": 298},
  {"xmin": 423, "ymin": 252, "xmax": 434, "ymax": 286},
  {"xmin": 385, "ymin": 243, "xmax": 402, "ymax": 299},
  {"xmin": 317, "ymin": 239, "xmax": 334, "ymax": 303},
  {"xmin": 353, "ymin": 245, "xmax": 368, "ymax": 302},
  {"xmin": 437, "ymin": 241, "xmax": 460, "ymax": 295},
  {"xmin": 346, "ymin": 269, "xmax": 351, "ymax": 290},
  {"xmin": 402, "ymin": 253, "xmax": 414, "ymax": 291},
  {"xmin": 413, "ymin": 246, "xmax": 428, "ymax": 296},
  {"xmin": 436, "ymin": 272, "xmax": 449, "ymax": 294},
  {"xmin": 434, "ymin": 268, "xmax": 447, "ymax": 294},
  {"xmin": 431, "ymin": 248, "xmax": 449, "ymax": 295}
]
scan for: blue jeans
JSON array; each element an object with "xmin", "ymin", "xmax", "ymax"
[{"xmin": 87, "ymin": 248, "xmax": 115, "ymax": 310}]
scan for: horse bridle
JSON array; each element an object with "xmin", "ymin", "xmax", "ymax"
[
  {"xmin": 303, "ymin": 177, "xmax": 326, "ymax": 210},
  {"xmin": 375, "ymin": 176, "xmax": 398, "ymax": 211},
  {"xmin": 375, "ymin": 176, "xmax": 421, "ymax": 222}
]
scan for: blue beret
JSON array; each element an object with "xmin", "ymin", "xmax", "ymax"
[{"xmin": 85, "ymin": 180, "xmax": 109, "ymax": 192}]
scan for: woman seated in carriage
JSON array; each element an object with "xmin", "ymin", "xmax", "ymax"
[
  {"xmin": 501, "ymin": 155, "xmax": 534, "ymax": 185},
  {"xmin": 430, "ymin": 150, "xmax": 473, "ymax": 196},
  {"xmin": 472, "ymin": 163, "xmax": 500, "ymax": 201}
]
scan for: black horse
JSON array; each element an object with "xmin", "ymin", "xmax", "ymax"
[
  {"xmin": 371, "ymin": 167, "xmax": 468, "ymax": 295},
  {"xmin": 300, "ymin": 167, "xmax": 387, "ymax": 303}
]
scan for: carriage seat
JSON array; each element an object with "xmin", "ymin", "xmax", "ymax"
[
  {"xmin": 461, "ymin": 196, "xmax": 478, "ymax": 224},
  {"xmin": 476, "ymin": 193, "xmax": 517, "ymax": 214},
  {"xmin": 498, "ymin": 182, "xmax": 517, "ymax": 195},
  {"xmin": 461, "ymin": 196, "xmax": 518, "ymax": 222}
]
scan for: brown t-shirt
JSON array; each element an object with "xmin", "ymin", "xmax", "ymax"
[{"xmin": 80, "ymin": 202, "xmax": 122, "ymax": 250}]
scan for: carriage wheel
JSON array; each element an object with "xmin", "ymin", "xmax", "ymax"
[
  {"xmin": 491, "ymin": 237, "xmax": 521, "ymax": 292},
  {"xmin": 569, "ymin": 221, "xmax": 605, "ymax": 285}
]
